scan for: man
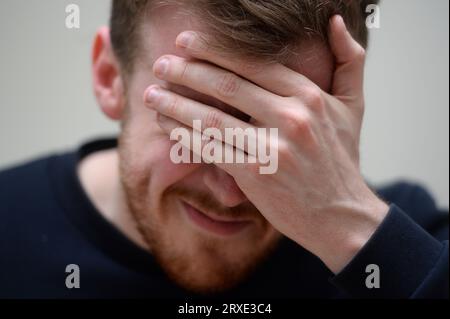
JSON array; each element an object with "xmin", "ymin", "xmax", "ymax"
[{"xmin": 0, "ymin": 0, "xmax": 448, "ymax": 299}]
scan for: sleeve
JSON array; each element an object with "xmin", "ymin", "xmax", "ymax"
[{"xmin": 330, "ymin": 203, "xmax": 449, "ymax": 299}]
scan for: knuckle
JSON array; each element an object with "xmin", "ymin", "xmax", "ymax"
[
  {"xmin": 240, "ymin": 61, "xmax": 264, "ymax": 76},
  {"xmin": 304, "ymin": 87, "xmax": 324, "ymax": 111},
  {"xmin": 216, "ymin": 72, "xmax": 241, "ymax": 97},
  {"xmin": 282, "ymin": 110, "xmax": 313, "ymax": 138},
  {"xmin": 166, "ymin": 96, "xmax": 181, "ymax": 117},
  {"xmin": 204, "ymin": 110, "xmax": 223, "ymax": 130},
  {"xmin": 277, "ymin": 140, "xmax": 289, "ymax": 158},
  {"xmin": 354, "ymin": 47, "xmax": 366, "ymax": 63},
  {"xmin": 180, "ymin": 61, "xmax": 190, "ymax": 82}
]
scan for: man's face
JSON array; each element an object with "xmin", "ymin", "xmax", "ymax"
[{"xmin": 117, "ymin": 4, "xmax": 334, "ymax": 293}]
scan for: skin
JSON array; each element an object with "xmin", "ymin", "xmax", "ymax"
[{"xmin": 82, "ymin": 4, "xmax": 389, "ymax": 293}]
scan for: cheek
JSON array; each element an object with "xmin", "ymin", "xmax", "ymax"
[
  {"xmin": 148, "ymin": 140, "xmax": 200, "ymax": 193},
  {"xmin": 123, "ymin": 67, "xmax": 207, "ymax": 191},
  {"xmin": 122, "ymin": 117, "xmax": 199, "ymax": 195},
  {"xmin": 121, "ymin": 107, "xmax": 199, "ymax": 197}
]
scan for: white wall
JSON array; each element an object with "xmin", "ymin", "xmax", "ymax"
[
  {"xmin": 0, "ymin": 0, "xmax": 116, "ymax": 165},
  {"xmin": 362, "ymin": 0, "xmax": 449, "ymax": 207},
  {"xmin": 0, "ymin": 0, "xmax": 448, "ymax": 207}
]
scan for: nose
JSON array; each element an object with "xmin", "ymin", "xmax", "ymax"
[{"xmin": 203, "ymin": 166, "xmax": 248, "ymax": 208}]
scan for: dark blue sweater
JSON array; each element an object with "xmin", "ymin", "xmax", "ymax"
[{"xmin": 0, "ymin": 139, "xmax": 448, "ymax": 299}]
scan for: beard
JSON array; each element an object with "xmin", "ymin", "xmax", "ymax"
[{"xmin": 117, "ymin": 126, "xmax": 281, "ymax": 294}]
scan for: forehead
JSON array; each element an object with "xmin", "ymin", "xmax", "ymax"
[{"xmin": 139, "ymin": 4, "xmax": 334, "ymax": 92}]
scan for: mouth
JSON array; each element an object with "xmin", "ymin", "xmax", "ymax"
[{"xmin": 181, "ymin": 201, "xmax": 252, "ymax": 237}]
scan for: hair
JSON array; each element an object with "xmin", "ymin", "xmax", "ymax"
[{"xmin": 110, "ymin": 0, "xmax": 379, "ymax": 74}]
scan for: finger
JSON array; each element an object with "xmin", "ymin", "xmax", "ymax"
[
  {"xmin": 328, "ymin": 15, "xmax": 366, "ymax": 98},
  {"xmin": 175, "ymin": 31, "xmax": 316, "ymax": 97},
  {"xmin": 144, "ymin": 85, "xmax": 259, "ymax": 156},
  {"xmin": 157, "ymin": 113, "xmax": 218, "ymax": 165},
  {"xmin": 156, "ymin": 113, "xmax": 256, "ymax": 175},
  {"xmin": 153, "ymin": 55, "xmax": 281, "ymax": 122}
]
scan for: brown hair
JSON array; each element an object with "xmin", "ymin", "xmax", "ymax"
[{"xmin": 110, "ymin": 0, "xmax": 379, "ymax": 74}]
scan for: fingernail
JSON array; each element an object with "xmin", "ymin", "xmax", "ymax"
[
  {"xmin": 146, "ymin": 87, "xmax": 160, "ymax": 104},
  {"xmin": 177, "ymin": 32, "xmax": 194, "ymax": 48},
  {"xmin": 154, "ymin": 58, "xmax": 170, "ymax": 77}
]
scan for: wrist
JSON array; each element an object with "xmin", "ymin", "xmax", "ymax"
[{"xmin": 315, "ymin": 195, "xmax": 390, "ymax": 274}]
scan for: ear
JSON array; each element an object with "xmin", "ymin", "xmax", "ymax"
[{"xmin": 92, "ymin": 26, "xmax": 125, "ymax": 121}]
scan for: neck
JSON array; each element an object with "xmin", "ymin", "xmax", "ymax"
[{"xmin": 77, "ymin": 149, "xmax": 149, "ymax": 250}]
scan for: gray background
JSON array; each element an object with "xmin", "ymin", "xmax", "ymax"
[{"xmin": 0, "ymin": 0, "xmax": 448, "ymax": 207}]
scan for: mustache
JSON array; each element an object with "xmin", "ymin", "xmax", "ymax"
[{"xmin": 166, "ymin": 186, "xmax": 261, "ymax": 220}]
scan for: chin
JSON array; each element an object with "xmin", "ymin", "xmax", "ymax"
[
  {"xmin": 127, "ymin": 188, "xmax": 282, "ymax": 294},
  {"xmin": 118, "ymin": 134, "xmax": 282, "ymax": 293}
]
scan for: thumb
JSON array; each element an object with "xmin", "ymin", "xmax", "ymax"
[{"xmin": 328, "ymin": 15, "xmax": 366, "ymax": 99}]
